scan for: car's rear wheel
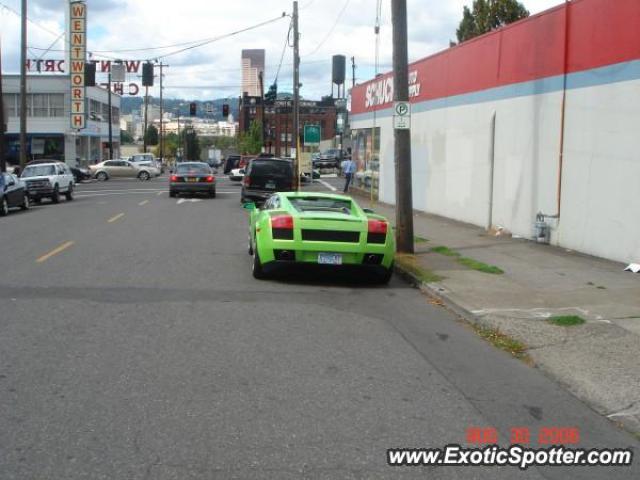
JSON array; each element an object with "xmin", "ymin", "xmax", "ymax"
[
  {"xmin": 252, "ymin": 245, "xmax": 267, "ymax": 279},
  {"xmin": 378, "ymin": 263, "xmax": 394, "ymax": 284},
  {"xmin": 209, "ymin": 188, "xmax": 216, "ymax": 198},
  {"xmin": 138, "ymin": 171, "xmax": 150, "ymax": 181},
  {"xmin": 0, "ymin": 197, "xmax": 8, "ymax": 216},
  {"xmin": 96, "ymin": 171, "xmax": 108, "ymax": 182},
  {"xmin": 65, "ymin": 184, "xmax": 74, "ymax": 201},
  {"xmin": 21, "ymin": 194, "xmax": 30, "ymax": 210},
  {"xmin": 51, "ymin": 186, "xmax": 60, "ymax": 204},
  {"xmin": 169, "ymin": 190, "xmax": 176, "ymax": 198}
]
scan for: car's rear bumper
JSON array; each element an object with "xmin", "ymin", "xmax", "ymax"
[
  {"xmin": 170, "ymin": 183, "xmax": 215, "ymax": 192},
  {"xmin": 243, "ymin": 188, "xmax": 281, "ymax": 201}
]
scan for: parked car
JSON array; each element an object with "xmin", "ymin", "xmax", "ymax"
[
  {"xmin": 130, "ymin": 153, "xmax": 163, "ymax": 174},
  {"xmin": 1, "ymin": 172, "xmax": 30, "ymax": 216},
  {"xmin": 169, "ymin": 162, "xmax": 216, "ymax": 198},
  {"xmin": 20, "ymin": 161, "xmax": 75, "ymax": 203},
  {"xmin": 70, "ymin": 166, "xmax": 92, "ymax": 183},
  {"xmin": 244, "ymin": 192, "xmax": 394, "ymax": 283},
  {"xmin": 224, "ymin": 155, "xmax": 241, "ymax": 174},
  {"xmin": 89, "ymin": 159, "xmax": 158, "ymax": 181},
  {"xmin": 240, "ymin": 157, "xmax": 294, "ymax": 204}
]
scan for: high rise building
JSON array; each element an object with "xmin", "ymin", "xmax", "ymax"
[{"xmin": 241, "ymin": 49, "xmax": 265, "ymax": 97}]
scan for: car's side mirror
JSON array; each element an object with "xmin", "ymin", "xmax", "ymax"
[
  {"xmin": 242, "ymin": 202, "xmax": 256, "ymax": 211},
  {"xmin": 363, "ymin": 208, "xmax": 375, "ymax": 214}
]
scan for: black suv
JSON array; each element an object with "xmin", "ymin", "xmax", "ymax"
[{"xmin": 240, "ymin": 158, "xmax": 293, "ymax": 204}]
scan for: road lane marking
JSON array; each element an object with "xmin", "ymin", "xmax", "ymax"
[
  {"xmin": 319, "ymin": 179, "xmax": 337, "ymax": 191},
  {"xmin": 37, "ymin": 241, "xmax": 75, "ymax": 263},
  {"xmin": 138, "ymin": 200, "xmax": 149, "ymax": 206},
  {"xmin": 77, "ymin": 188, "xmax": 165, "ymax": 193},
  {"xmin": 108, "ymin": 213, "xmax": 125, "ymax": 223},
  {"xmin": 156, "ymin": 191, "xmax": 164, "ymax": 196}
]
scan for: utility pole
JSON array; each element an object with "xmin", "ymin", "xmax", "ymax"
[
  {"xmin": 107, "ymin": 70, "xmax": 113, "ymax": 159},
  {"xmin": 0, "ymin": 38, "xmax": 6, "ymax": 173},
  {"xmin": 143, "ymin": 86, "xmax": 149, "ymax": 153},
  {"xmin": 292, "ymin": 0, "xmax": 300, "ymax": 190},
  {"xmin": 392, "ymin": 0, "xmax": 414, "ymax": 253},
  {"xmin": 19, "ymin": 0, "xmax": 28, "ymax": 168},
  {"xmin": 351, "ymin": 56, "xmax": 356, "ymax": 88},
  {"xmin": 157, "ymin": 62, "xmax": 165, "ymax": 161}
]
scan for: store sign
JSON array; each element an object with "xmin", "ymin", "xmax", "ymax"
[
  {"xmin": 363, "ymin": 70, "xmax": 421, "ymax": 110},
  {"xmin": 26, "ymin": 58, "xmax": 142, "ymax": 96},
  {"xmin": 69, "ymin": 0, "xmax": 86, "ymax": 129}
]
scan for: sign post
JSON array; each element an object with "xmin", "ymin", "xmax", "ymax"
[
  {"xmin": 393, "ymin": 101, "xmax": 411, "ymax": 130},
  {"xmin": 303, "ymin": 124, "xmax": 321, "ymax": 183}
]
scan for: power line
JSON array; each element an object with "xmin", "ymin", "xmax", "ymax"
[
  {"xmin": 302, "ymin": 0, "xmax": 351, "ymax": 56},
  {"xmin": 0, "ymin": 1, "xmax": 62, "ymax": 38},
  {"xmin": 274, "ymin": 18, "xmax": 293, "ymax": 85}
]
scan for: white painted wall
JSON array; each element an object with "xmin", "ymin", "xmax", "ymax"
[{"xmin": 351, "ymin": 78, "xmax": 640, "ymax": 263}]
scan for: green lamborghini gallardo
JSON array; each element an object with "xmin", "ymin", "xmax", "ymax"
[{"xmin": 245, "ymin": 192, "xmax": 395, "ymax": 283}]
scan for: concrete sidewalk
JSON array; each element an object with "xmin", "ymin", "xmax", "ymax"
[{"xmin": 351, "ymin": 190, "xmax": 640, "ymax": 436}]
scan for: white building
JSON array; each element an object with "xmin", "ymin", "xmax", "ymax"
[
  {"xmin": 241, "ymin": 49, "xmax": 265, "ymax": 97},
  {"xmin": 2, "ymin": 75, "xmax": 121, "ymax": 165}
]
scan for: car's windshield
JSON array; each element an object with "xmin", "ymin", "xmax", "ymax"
[
  {"xmin": 177, "ymin": 164, "xmax": 210, "ymax": 174},
  {"xmin": 250, "ymin": 161, "xmax": 291, "ymax": 177},
  {"xmin": 289, "ymin": 197, "xmax": 352, "ymax": 214},
  {"xmin": 21, "ymin": 165, "xmax": 56, "ymax": 177}
]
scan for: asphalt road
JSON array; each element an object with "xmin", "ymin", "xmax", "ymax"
[{"xmin": 0, "ymin": 174, "xmax": 637, "ymax": 479}]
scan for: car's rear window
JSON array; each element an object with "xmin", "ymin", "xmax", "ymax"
[
  {"xmin": 22, "ymin": 165, "xmax": 56, "ymax": 177},
  {"xmin": 289, "ymin": 197, "xmax": 353, "ymax": 214},
  {"xmin": 177, "ymin": 164, "xmax": 210, "ymax": 174},
  {"xmin": 250, "ymin": 161, "xmax": 292, "ymax": 177}
]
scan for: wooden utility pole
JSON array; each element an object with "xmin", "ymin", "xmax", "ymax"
[
  {"xmin": 351, "ymin": 56, "xmax": 356, "ymax": 88},
  {"xmin": 0, "ymin": 38, "xmax": 6, "ymax": 172},
  {"xmin": 19, "ymin": 0, "xmax": 28, "ymax": 167},
  {"xmin": 391, "ymin": 0, "xmax": 414, "ymax": 253},
  {"xmin": 292, "ymin": 0, "xmax": 300, "ymax": 190},
  {"xmin": 158, "ymin": 62, "xmax": 164, "ymax": 161},
  {"xmin": 107, "ymin": 71, "xmax": 113, "ymax": 159}
]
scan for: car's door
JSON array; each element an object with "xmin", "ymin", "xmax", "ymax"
[
  {"xmin": 6, "ymin": 174, "xmax": 22, "ymax": 207},
  {"xmin": 123, "ymin": 161, "xmax": 139, "ymax": 178}
]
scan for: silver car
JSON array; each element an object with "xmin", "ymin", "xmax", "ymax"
[{"xmin": 90, "ymin": 159, "xmax": 159, "ymax": 181}]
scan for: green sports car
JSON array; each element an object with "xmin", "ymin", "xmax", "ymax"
[{"xmin": 245, "ymin": 192, "xmax": 395, "ymax": 283}]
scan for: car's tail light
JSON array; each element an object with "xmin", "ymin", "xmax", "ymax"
[
  {"xmin": 368, "ymin": 219, "xmax": 388, "ymax": 234},
  {"xmin": 170, "ymin": 175, "xmax": 178, "ymax": 182},
  {"xmin": 205, "ymin": 176, "xmax": 214, "ymax": 183},
  {"xmin": 271, "ymin": 215, "xmax": 294, "ymax": 229}
]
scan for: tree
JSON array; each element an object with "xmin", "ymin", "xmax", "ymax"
[
  {"xmin": 239, "ymin": 120, "xmax": 263, "ymax": 155},
  {"xmin": 144, "ymin": 125, "xmax": 159, "ymax": 146},
  {"xmin": 120, "ymin": 130, "xmax": 134, "ymax": 144},
  {"xmin": 456, "ymin": 0, "xmax": 529, "ymax": 43}
]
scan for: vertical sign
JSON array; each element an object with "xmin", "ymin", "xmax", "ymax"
[{"xmin": 69, "ymin": 1, "xmax": 86, "ymax": 129}]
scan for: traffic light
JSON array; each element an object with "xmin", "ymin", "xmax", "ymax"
[
  {"xmin": 84, "ymin": 62, "xmax": 96, "ymax": 86},
  {"xmin": 222, "ymin": 104, "xmax": 229, "ymax": 118},
  {"xmin": 142, "ymin": 62, "xmax": 154, "ymax": 86},
  {"xmin": 189, "ymin": 102, "xmax": 197, "ymax": 116}
]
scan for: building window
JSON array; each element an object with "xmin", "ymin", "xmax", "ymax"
[
  {"xmin": 49, "ymin": 94, "xmax": 64, "ymax": 117},
  {"xmin": 2, "ymin": 94, "xmax": 17, "ymax": 117},
  {"xmin": 111, "ymin": 107, "xmax": 119, "ymax": 124},
  {"xmin": 32, "ymin": 94, "xmax": 48, "ymax": 117}
]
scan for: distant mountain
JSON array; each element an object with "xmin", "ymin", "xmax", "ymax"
[{"xmin": 120, "ymin": 97, "xmax": 239, "ymax": 120}]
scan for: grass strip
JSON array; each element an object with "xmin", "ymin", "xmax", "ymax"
[
  {"xmin": 431, "ymin": 246, "xmax": 504, "ymax": 274},
  {"xmin": 396, "ymin": 254, "xmax": 444, "ymax": 284},
  {"xmin": 472, "ymin": 324, "xmax": 529, "ymax": 360},
  {"xmin": 548, "ymin": 315, "xmax": 586, "ymax": 327}
]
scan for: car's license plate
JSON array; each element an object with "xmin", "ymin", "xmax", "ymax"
[
  {"xmin": 187, "ymin": 178, "xmax": 197, "ymax": 182},
  {"xmin": 265, "ymin": 181, "xmax": 276, "ymax": 189},
  {"xmin": 318, "ymin": 253, "xmax": 342, "ymax": 265}
]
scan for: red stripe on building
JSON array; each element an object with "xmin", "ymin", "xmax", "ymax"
[{"xmin": 351, "ymin": 0, "xmax": 640, "ymax": 115}]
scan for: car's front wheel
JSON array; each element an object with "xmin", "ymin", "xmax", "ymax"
[
  {"xmin": 21, "ymin": 194, "xmax": 30, "ymax": 210},
  {"xmin": 0, "ymin": 197, "xmax": 8, "ymax": 216}
]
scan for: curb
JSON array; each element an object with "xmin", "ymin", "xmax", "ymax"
[{"xmin": 393, "ymin": 262, "xmax": 487, "ymax": 328}]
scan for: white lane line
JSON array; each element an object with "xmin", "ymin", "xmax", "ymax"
[
  {"xmin": 319, "ymin": 179, "xmax": 337, "ymax": 191},
  {"xmin": 108, "ymin": 213, "xmax": 125, "ymax": 223},
  {"xmin": 139, "ymin": 200, "xmax": 149, "ymax": 206},
  {"xmin": 156, "ymin": 191, "xmax": 164, "ymax": 196}
]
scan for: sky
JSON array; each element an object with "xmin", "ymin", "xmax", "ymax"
[{"xmin": 0, "ymin": 0, "xmax": 561, "ymax": 101}]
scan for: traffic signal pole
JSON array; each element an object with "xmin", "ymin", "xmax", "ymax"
[
  {"xmin": 19, "ymin": 0, "xmax": 27, "ymax": 168},
  {"xmin": 392, "ymin": 0, "xmax": 414, "ymax": 253}
]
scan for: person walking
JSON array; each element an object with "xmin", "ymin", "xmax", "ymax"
[{"xmin": 343, "ymin": 158, "xmax": 355, "ymax": 193}]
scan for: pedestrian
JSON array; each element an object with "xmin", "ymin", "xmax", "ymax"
[{"xmin": 343, "ymin": 158, "xmax": 355, "ymax": 193}]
